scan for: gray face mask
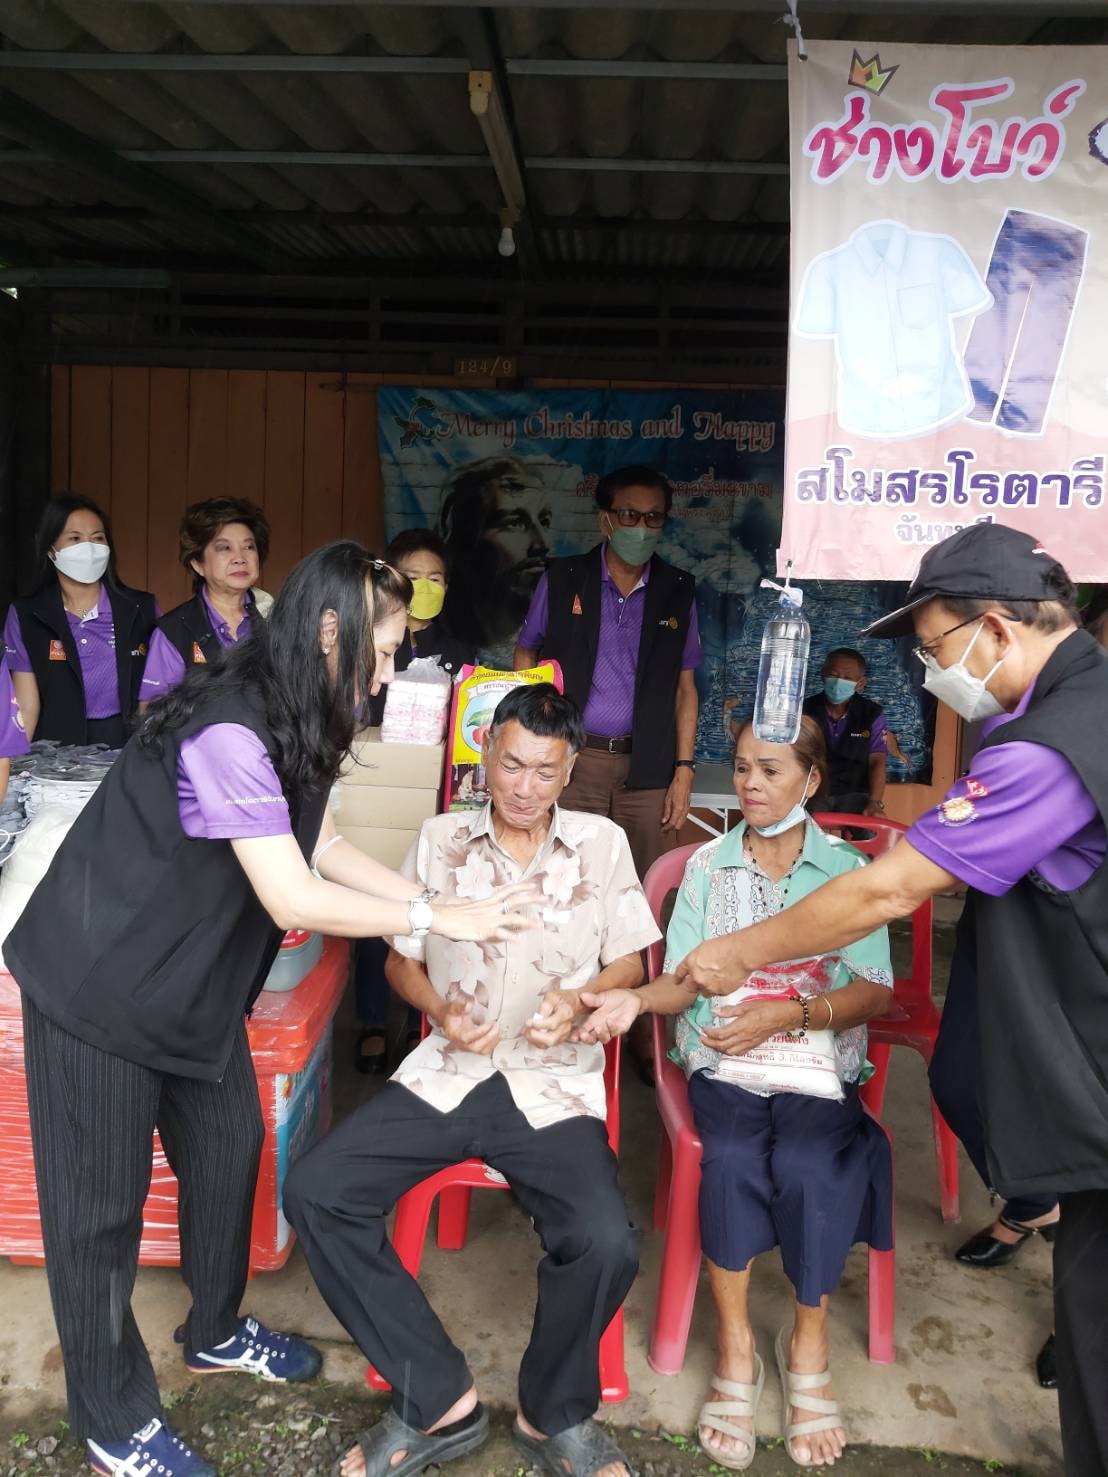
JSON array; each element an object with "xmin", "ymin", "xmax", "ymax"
[{"xmin": 919, "ymin": 620, "xmax": 1005, "ymax": 722}]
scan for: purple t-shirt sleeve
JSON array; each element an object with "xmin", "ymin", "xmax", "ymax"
[
  {"xmin": 141, "ymin": 628, "xmax": 187, "ymax": 698},
  {"xmin": 3, "ymin": 607, "xmax": 30, "ymax": 673},
  {"xmin": 0, "ymin": 658, "xmax": 29, "ymax": 759},
  {"xmin": 517, "ymin": 574, "xmax": 550, "ymax": 652},
  {"xmin": 177, "ymin": 724, "xmax": 292, "ymax": 840},
  {"xmin": 907, "ymin": 740, "xmax": 1100, "ymax": 896},
  {"xmin": 869, "ymin": 710, "xmax": 888, "ymax": 755},
  {"xmin": 682, "ymin": 602, "xmax": 703, "ymax": 671}
]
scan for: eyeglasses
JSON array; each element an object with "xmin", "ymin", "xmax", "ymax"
[
  {"xmin": 609, "ymin": 508, "xmax": 666, "ymax": 529},
  {"xmin": 912, "ymin": 610, "xmax": 1017, "ymax": 664}
]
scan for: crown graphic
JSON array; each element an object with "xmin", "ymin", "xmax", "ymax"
[{"xmin": 848, "ymin": 50, "xmax": 898, "ymax": 96}]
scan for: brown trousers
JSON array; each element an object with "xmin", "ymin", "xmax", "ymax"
[{"xmin": 562, "ymin": 746, "xmax": 672, "ymax": 883}]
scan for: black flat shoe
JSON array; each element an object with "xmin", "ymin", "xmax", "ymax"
[
  {"xmin": 354, "ymin": 1027, "xmax": 388, "ymax": 1076},
  {"xmin": 955, "ymin": 1213, "xmax": 1058, "ymax": 1269},
  {"xmin": 1036, "ymin": 1333, "xmax": 1058, "ymax": 1389}
]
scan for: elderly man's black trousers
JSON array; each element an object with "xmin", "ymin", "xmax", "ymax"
[{"xmin": 284, "ymin": 1072, "xmax": 638, "ymax": 1436}]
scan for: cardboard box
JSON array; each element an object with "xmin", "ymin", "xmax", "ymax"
[
  {"xmin": 341, "ymin": 826, "xmax": 421, "ymax": 871},
  {"xmin": 333, "ymin": 784, "xmax": 439, "ymax": 831},
  {"xmin": 340, "ymin": 728, "xmax": 445, "ymax": 792}
]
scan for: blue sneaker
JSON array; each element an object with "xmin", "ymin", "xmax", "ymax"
[
  {"xmin": 179, "ymin": 1314, "xmax": 323, "ymax": 1383},
  {"xmin": 87, "ymin": 1416, "xmax": 215, "ymax": 1476}
]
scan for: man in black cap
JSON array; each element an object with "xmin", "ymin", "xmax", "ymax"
[{"xmin": 654, "ymin": 522, "xmax": 1108, "ymax": 1475}]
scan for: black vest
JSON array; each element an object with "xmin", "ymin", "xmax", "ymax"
[
  {"xmin": 972, "ymin": 631, "xmax": 1108, "ymax": 1196},
  {"xmin": 6, "ymin": 681, "xmax": 328, "ymax": 1080},
  {"xmin": 803, "ymin": 691, "xmax": 882, "ymax": 797},
  {"xmin": 10, "ymin": 581, "xmax": 158, "ymax": 745},
  {"xmin": 542, "ymin": 545, "xmax": 695, "ymax": 790},
  {"xmin": 155, "ymin": 590, "xmax": 225, "ymax": 672}
]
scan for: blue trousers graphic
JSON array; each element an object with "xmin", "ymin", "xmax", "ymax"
[{"xmin": 963, "ymin": 210, "xmax": 1088, "ymax": 435}]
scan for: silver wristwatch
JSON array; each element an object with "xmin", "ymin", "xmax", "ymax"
[{"xmin": 407, "ymin": 886, "xmax": 437, "ymax": 938}]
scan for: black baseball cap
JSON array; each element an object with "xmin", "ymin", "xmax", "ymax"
[{"xmin": 861, "ymin": 523, "xmax": 1071, "ymax": 639}]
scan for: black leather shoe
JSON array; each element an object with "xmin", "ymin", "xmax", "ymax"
[
  {"xmin": 1036, "ymin": 1333, "xmax": 1058, "ymax": 1389},
  {"xmin": 955, "ymin": 1214, "xmax": 1058, "ymax": 1268}
]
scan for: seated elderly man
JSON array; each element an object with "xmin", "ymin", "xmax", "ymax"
[{"xmin": 285, "ymin": 683, "xmax": 660, "ymax": 1477}]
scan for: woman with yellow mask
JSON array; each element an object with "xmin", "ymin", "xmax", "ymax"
[{"xmin": 355, "ymin": 529, "xmax": 474, "ymax": 1074}]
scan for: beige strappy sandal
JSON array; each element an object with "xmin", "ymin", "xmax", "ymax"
[
  {"xmin": 774, "ymin": 1327, "xmax": 844, "ymax": 1467},
  {"xmin": 696, "ymin": 1355, "xmax": 765, "ymax": 1472}
]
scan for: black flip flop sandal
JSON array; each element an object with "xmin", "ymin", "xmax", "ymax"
[
  {"xmin": 512, "ymin": 1417, "xmax": 635, "ymax": 1477},
  {"xmin": 355, "ymin": 1028, "xmax": 388, "ymax": 1077},
  {"xmin": 340, "ymin": 1404, "xmax": 488, "ymax": 1477}
]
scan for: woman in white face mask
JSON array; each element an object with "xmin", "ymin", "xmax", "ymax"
[
  {"xmin": 3, "ymin": 494, "xmax": 159, "ymax": 748},
  {"xmin": 572, "ymin": 718, "xmax": 894, "ymax": 1470}
]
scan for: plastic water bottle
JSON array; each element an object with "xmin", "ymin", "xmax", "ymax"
[{"xmin": 753, "ymin": 577, "xmax": 810, "ymax": 744}]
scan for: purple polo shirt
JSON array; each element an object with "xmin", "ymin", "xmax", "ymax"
[
  {"xmin": 0, "ymin": 657, "xmax": 29, "ymax": 760},
  {"xmin": 518, "ymin": 548, "xmax": 702, "ymax": 737},
  {"xmin": 908, "ymin": 683, "xmax": 1106, "ymax": 894},
  {"xmin": 824, "ymin": 706, "xmax": 887, "ymax": 756},
  {"xmin": 4, "ymin": 588, "xmax": 121, "ymax": 720},
  {"xmin": 141, "ymin": 586, "xmax": 254, "ymax": 700},
  {"xmin": 177, "ymin": 723, "xmax": 291, "ymax": 839}
]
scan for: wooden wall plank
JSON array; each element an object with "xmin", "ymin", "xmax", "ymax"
[
  {"xmin": 110, "ymin": 368, "xmax": 151, "ymax": 591},
  {"xmin": 186, "ymin": 369, "xmax": 229, "ymax": 505},
  {"xmin": 68, "ymin": 366, "xmax": 112, "ymax": 511},
  {"xmin": 340, "ymin": 374, "xmax": 378, "ymax": 551},
  {"xmin": 226, "ymin": 370, "xmax": 266, "ymax": 507},
  {"xmin": 303, "ymin": 373, "xmax": 344, "ymax": 554},
  {"xmin": 50, "ymin": 366, "xmax": 71, "ymax": 492},
  {"xmin": 262, "ymin": 371, "xmax": 305, "ymax": 592},
  {"xmin": 147, "ymin": 368, "xmax": 190, "ymax": 612}
]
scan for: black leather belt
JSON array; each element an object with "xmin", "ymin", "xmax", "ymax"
[{"xmin": 584, "ymin": 733, "xmax": 633, "ymax": 754}]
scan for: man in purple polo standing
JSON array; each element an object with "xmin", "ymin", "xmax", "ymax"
[
  {"xmin": 515, "ymin": 465, "xmax": 700, "ymax": 1078},
  {"xmin": 514, "ymin": 465, "xmax": 701, "ymax": 881},
  {"xmin": 670, "ymin": 524, "xmax": 1108, "ymax": 1477}
]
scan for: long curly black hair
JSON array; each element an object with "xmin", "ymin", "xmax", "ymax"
[{"xmin": 140, "ymin": 540, "xmax": 412, "ymax": 796}]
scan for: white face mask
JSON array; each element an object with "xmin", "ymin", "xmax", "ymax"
[
  {"xmin": 51, "ymin": 541, "xmax": 111, "ymax": 585},
  {"xmin": 750, "ymin": 765, "xmax": 814, "ymax": 837},
  {"xmin": 919, "ymin": 620, "xmax": 1005, "ymax": 722}
]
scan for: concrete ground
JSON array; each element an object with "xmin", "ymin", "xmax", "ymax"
[{"xmin": 0, "ymin": 907, "xmax": 1063, "ymax": 1474}]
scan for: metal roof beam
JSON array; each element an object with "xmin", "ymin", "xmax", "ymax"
[
  {"xmin": 0, "ymin": 94, "xmax": 283, "ymax": 271},
  {"xmin": 99, "ymin": 0, "xmax": 1108, "ymax": 11},
  {"xmin": 0, "ymin": 52, "xmax": 787, "ymax": 82},
  {"xmin": 0, "ymin": 149, "xmax": 786, "ymax": 173},
  {"xmin": 0, "ymin": 52, "xmax": 471, "ymax": 74}
]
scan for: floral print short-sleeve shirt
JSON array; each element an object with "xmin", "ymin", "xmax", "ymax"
[{"xmin": 391, "ymin": 803, "xmax": 661, "ymax": 1129}]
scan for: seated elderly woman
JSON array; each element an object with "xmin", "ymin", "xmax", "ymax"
[{"xmin": 577, "ymin": 717, "xmax": 893, "ymax": 1470}]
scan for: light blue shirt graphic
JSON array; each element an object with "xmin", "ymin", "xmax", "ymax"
[{"xmin": 795, "ymin": 220, "xmax": 992, "ymax": 440}]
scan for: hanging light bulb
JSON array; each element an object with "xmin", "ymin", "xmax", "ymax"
[{"xmin": 498, "ymin": 224, "xmax": 517, "ymax": 258}]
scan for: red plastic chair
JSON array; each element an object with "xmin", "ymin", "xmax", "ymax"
[
  {"xmin": 813, "ymin": 814, "xmax": 960, "ymax": 1225},
  {"xmin": 643, "ymin": 841, "xmax": 896, "ymax": 1376},
  {"xmin": 365, "ymin": 1035, "xmax": 629, "ymax": 1403}
]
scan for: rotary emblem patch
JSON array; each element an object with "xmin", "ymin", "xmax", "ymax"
[{"xmin": 938, "ymin": 795, "xmax": 977, "ymax": 827}]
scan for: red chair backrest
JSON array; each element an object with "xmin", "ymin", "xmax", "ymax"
[
  {"xmin": 641, "ymin": 818, "xmax": 933, "ymax": 1010},
  {"xmin": 644, "ymin": 843, "xmax": 701, "ymax": 983},
  {"xmin": 812, "ymin": 813, "xmax": 933, "ymax": 1009}
]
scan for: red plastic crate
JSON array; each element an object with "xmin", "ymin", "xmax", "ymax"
[{"xmin": 0, "ymin": 937, "xmax": 348, "ymax": 1273}]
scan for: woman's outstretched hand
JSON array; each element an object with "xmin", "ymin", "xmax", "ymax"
[
  {"xmin": 571, "ymin": 988, "xmax": 644, "ymax": 1044},
  {"xmin": 430, "ymin": 880, "xmax": 542, "ymax": 942}
]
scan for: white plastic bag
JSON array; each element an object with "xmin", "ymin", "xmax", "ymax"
[
  {"xmin": 381, "ymin": 657, "xmax": 452, "ymax": 745},
  {"xmin": 712, "ymin": 957, "xmax": 844, "ymax": 1102}
]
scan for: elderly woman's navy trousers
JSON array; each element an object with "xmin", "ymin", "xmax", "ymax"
[{"xmin": 689, "ymin": 1071, "xmax": 893, "ymax": 1306}]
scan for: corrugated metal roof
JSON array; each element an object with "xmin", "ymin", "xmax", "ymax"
[{"xmin": 0, "ymin": 0, "xmax": 1105, "ymax": 304}]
